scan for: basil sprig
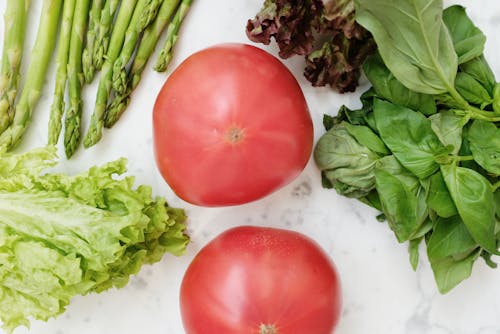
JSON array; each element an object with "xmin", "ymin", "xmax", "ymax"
[{"xmin": 315, "ymin": 2, "xmax": 500, "ymax": 293}]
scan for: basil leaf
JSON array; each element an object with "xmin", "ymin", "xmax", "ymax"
[
  {"xmin": 355, "ymin": 0, "xmax": 457, "ymax": 95},
  {"xmin": 430, "ymin": 248, "xmax": 480, "ymax": 294},
  {"xmin": 427, "ymin": 171, "xmax": 458, "ymax": 218},
  {"xmin": 455, "ymin": 72, "xmax": 493, "ymax": 107},
  {"xmin": 374, "ymin": 99, "xmax": 445, "ymax": 179},
  {"xmin": 443, "ymin": 5, "xmax": 486, "ymax": 64},
  {"xmin": 375, "ymin": 156, "xmax": 428, "ymax": 242},
  {"xmin": 468, "ymin": 120, "xmax": 500, "ymax": 175},
  {"xmin": 315, "ymin": 123, "xmax": 381, "ymax": 197},
  {"xmin": 343, "ymin": 122, "xmax": 389, "ymax": 155},
  {"xmin": 427, "ymin": 216, "xmax": 477, "ymax": 261},
  {"xmin": 363, "ymin": 53, "xmax": 437, "ymax": 115},
  {"xmin": 429, "ymin": 110, "xmax": 466, "ymax": 155},
  {"xmin": 459, "ymin": 125, "xmax": 484, "ymax": 172},
  {"xmin": 409, "ymin": 237, "xmax": 422, "ymax": 271},
  {"xmin": 460, "ymin": 56, "xmax": 496, "ymax": 94},
  {"xmin": 441, "ymin": 164, "xmax": 497, "ymax": 253}
]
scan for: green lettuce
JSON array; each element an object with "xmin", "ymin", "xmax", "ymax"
[{"xmin": 0, "ymin": 146, "xmax": 189, "ymax": 332}]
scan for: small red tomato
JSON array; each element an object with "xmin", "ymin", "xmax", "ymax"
[
  {"xmin": 180, "ymin": 226, "xmax": 342, "ymax": 334},
  {"xmin": 153, "ymin": 43, "xmax": 313, "ymax": 206}
]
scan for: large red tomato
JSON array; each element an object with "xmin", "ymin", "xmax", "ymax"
[
  {"xmin": 153, "ymin": 43, "xmax": 313, "ymax": 206},
  {"xmin": 180, "ymin": 226, "xmax": 342, "ymax": 334}
]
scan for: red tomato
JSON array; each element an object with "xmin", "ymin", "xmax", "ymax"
[
  {"xmin": 153, "ymin": 43, "xmax": 313, "ymax": 206},
  {"xmin": 180, "ymin": 226, "xmax": 342, "ymax": 334}
]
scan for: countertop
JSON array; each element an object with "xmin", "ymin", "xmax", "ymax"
[{"xmin": 2, "ymin": 1, "xmax": 500, "ymax": 333}]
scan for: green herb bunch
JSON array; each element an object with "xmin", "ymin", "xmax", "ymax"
[{"xmin": 314, "ymin": 2, "xmax": 500, "ymax": 293}]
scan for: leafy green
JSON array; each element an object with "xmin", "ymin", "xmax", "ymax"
[
  {"xmin": 314, "ymin": 122, "xmax": 384, "ymax": 198},
  {"xmin": 455, "ymin": 71, "xmax": 493, "ymax": 107},
  {"xmin": 0, "ymin": 147, "xmax": 188, "ymax": 332},
  {"xmin": 363, "ymin": 53, "xmax": 437, "ymax": 115},
  {"xmin": 429, "ymin": 110, "xmax": 466, "ymax": 156},
  {"xmin": 316, "ymin": 0, "xmax": 500, "ymax": 293},
  {"xmin": 355, "ymin": 0, "xmax": 457, "ymax": 95},
  {"xmin": 460, "ymin": 56, "xmax": 496, "ymax": 96},
  {"xmin": 427, "ymin": 216, "xmax": 477, "ymax": 261},
  {"xmin": 441, "ymin": 164, "xmax": 497, "ymax": 254},
  {"xmin": 427, "ymin": 171, "xmax": 458, "ymax": 218},
  {"xmin": 375, "ymin": 156, "xmax": 428, "ymax": 242},
  {"xmin": 246, "ymin": 0, "xmax": 375, "ymax": 92},
  {"xmin": 429, "ymin": 248, "xmax": 480, "ymax": 294},
  {"xmin": 373, "ymin": 99, "xmax": 445, "ymax": 179},
  {"xmin": 468, "ymin": 120, "xmax": 500, "ymax": 175},
  {"xmin": 442, "ymin": 5, "xmax": 485, "ymax": 64}
]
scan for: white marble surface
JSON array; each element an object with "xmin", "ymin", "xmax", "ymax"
[{"xmin": 1, "ymin": 1, "xmax": 500, "ymax": 333}]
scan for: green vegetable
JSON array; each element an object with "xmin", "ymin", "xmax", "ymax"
[
  {"xmin": 426, "ymin": 172, "xmax": 457, "ymax": 218},
  {"xmin": 0, "ymin": 0, "xmax": 63, "ymax": 151},
  {"xmin": 468, "ymin": 120, "xmax": 500, "ymax": 175},
  {"xmin": 442, "ymin": 5, "xmax": 485, "ymax": 65},
  {"xmin": 460, "ymin": 56, "xmax": 496, "ymax": 96},
  {"xmin": 104, "ymin": 0, "xmax": 181, "ymax": 128},
  {"xmin": 93, "ymin": 0, "xmax": 120, "ymax": 71},
  {"xmin": 373, "ymin": 99, "xmax": 445, "ymax": 179},
  {"xmin": 154, "ymin": 0, "xmax": 193, "ymax": 72},
  {"xmin": 47, "ymin": 0, "xmax": 77, "ymax": 146},
  {"xmin": 362, "ymin": 53, "xmax": 437, "ymax": 116},
  {"xmin": 63, "ymin": 0, "xmax": 91, "ymax": 158},
  {"xmin": 82, "ymin": 0, "xmax": 104, "ymax": 83},
  {"xmin": 375, "ymin": 155, "xmax": 429, "ymax": 242},
  {"xmin": 429, "ymin": 110, "xmax": 465, "ymax": 156},
  {"xmin": 247, "ymin": 0, "xmax": 375, "ymax": 92},
  {"xmin": 0, "ymin": 0, "xmax": 30, "ymax": 134},
  {"xmin": 355, "ymin": 0, "xmax": 458, "ymax": 96},
  {"xmin": 314, "ymin": 122, "xmax": 384, "ymax": 198},
  {"xmin": 441, "ymin": 164, "xmax": 497, "ymax": 254},
  {"xmin": 316, "ymin": 1, "xmax": 500, "ymax": 293},
  {"xmin": 139, "ymin": 0, "xmax": 163, "ymax": 29},
  {"xmin": 0, "ymin": 146, "xmax": 188, "ymax": 333},
  {"xmin": 84, "ymin": 0, "xmax": 138, "ymax": 148},
  {"xmin": 112, "ymin": 0, "xmax": 152, "ymax": 95}
]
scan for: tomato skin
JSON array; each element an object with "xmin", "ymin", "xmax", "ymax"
[
  {"xmin": 180, "ymin": 226, "xmax": 342, "ymax": 334},
  {"xmin": 153, "ymin": 43, "xmax": 313, "ymax": 206}
]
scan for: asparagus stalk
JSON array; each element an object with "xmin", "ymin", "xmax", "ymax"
[
  {"xmin": 64, "ymin": 0, "xmax": 91, "ymax": 158},
  {"xmin": 104, "ymin": 0, "xmax": 180, "ymax": 128},
  {"xmin": 82, "ymin": 0, "xmax": 104, "ymax": 83},
  {"xmin": 139, "ymin": 0, "xmax": 163, "ymax": 30},
  {"xmin": 93, "ymin": 0, "xmax": 120, "ymax": 71},
  {"xmin": 83, "ymin": 0, "xmax": 138, "ymax": 148},
  {"xmin": 0, "ymin": 0, "xmax": 63, "ymax": 151},
  {"xmin": 112, "ymin": 0, "xmax": 152, "ymax": 95},
  {"xmin": 0, "ymin": 0, "xmax": 30, "ymax": 134},
  {"xmin": 154, "ymin": 0, "xmax": 193, "ymax": 72},
  {"xmin": 47, "ymin": 0, "xmax": 77, "ymax": 145}
]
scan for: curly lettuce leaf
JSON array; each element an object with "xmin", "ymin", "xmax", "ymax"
[
  {"xmin": 0, "ymin": 147, "xmax": 188, "ymax": 333},
  {"xmin": 246, "ymin": 0, "xmax": 374, "ymax": 92}
]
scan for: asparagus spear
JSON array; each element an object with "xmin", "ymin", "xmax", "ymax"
[
  {"xmin": 112, "ymin": 0, "xmax": 152, "ymax": 95},
  {"xmin": 47, "ymin": 0, "xmax": 77, "ymax": 146},
  {"xmin": 93, "ymin": 0, "xmax": 120, "ymax": 71},
  {"xmin": 139, "ymin": 0, "xmax": 163, "ymax": 30},
  {"xmin": 0, "ymin": 0, "xmax": 63, "ymax": 151},
  {"xmin": 104, "ymin": 0, "xmax": 181, "ymax": 128},
  {"xmin": 64, "ymin": 0, "xmax": 91, "ymax": 158},
  {"xmin": 83, "ymin": 0, "xmax": 138, "ymax": 148},
  {"xmin": 82, "ymin": 0, "xmax": 104, "ymax": 83},
  {"xmin": 0, "ymin": 0, "xmax": 30, "ymax": 134},
  {"xmin": 154, "ymin": 0, "xmax": 193, "ymax": 72}
]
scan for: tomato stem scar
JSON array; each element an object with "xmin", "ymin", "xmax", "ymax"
[
  {"xmin": 259, "ymin": 324, "xmax": 277, "ymax": 334},
  {"xmin": 226, "ymin": 126, "xmax": 245, "ymax": 144}
]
